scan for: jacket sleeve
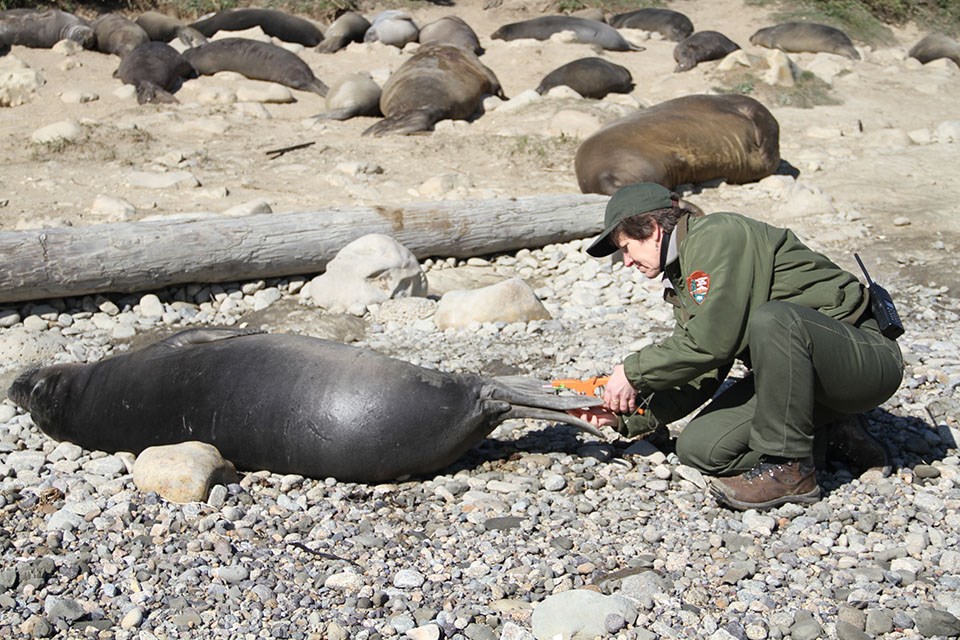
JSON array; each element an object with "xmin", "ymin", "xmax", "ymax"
[{"xmin": 623, "ymin": 218, "xmax": 764, "ymax": 394}]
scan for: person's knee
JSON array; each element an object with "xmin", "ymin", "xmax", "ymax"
[
  {"xmin": 748, "ymin": 300, "xmax": 796, "ymax": 336},
  {"xmin": 676, "ymin": 431, "xmax": 721, "ymax": 474}
]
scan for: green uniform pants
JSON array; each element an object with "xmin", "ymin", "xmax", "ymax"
[{"xmin": 674, "ymin": 301, "xmax": 903, "ymax": 476}]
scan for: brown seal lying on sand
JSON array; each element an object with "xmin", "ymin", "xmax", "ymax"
[{"xmin": 575, "ymin": 93, "xmax": 781, "ymax": 194}]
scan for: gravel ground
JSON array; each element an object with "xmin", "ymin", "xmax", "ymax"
[{"xmin": 1, "ymin": 237, "xmax": 959, "ymax": 640}]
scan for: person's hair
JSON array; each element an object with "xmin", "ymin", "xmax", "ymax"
[{"xmin": 613, "ymin": 203, "xmax": 685, "ymax": 242}]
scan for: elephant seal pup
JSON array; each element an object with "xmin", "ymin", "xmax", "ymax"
[
  {"xmin": 183, "ymin": 38, "xmax": 328, "ymax": 96},
  {"xmin": 0, "ymin": 8, "xmax": 95, "ymax": 49},
  {"xmin": 491, "ymin": 15, "xmax": 643, "ymax": 52},
  {"xmin": 316, "ymin": 11, "xmax": 369, "ymax": 53},
  {"xmin": 315, "ymin": 72, "xmax": 382, "ymax": 120},
  {"xmin": 609, "ymin": 8, "xmax": 694, "ymax": 42},
  {"xmin": 92, "ymin": 13, "xmax": 150, "ymax": 58},
  {"xmin": 364, "ymin": 10, "xmax": 419, "ymax": 48},
  {"xmin": 189, "ymin": 8, "xmax": 323, "ymax": 47},
  {"xmin": 135, "ymin": 11, "xmax": 207, "ymax": 47},
  {"xmin": 116, "ymin": 41, "xmax": 196, "ymax": 104},
  {"xmin": 908, "ymin": 32, "xmax": 960, "ymax": 66},
  {"xmin": 8, "ymin": 328, "xmax": 603, "ymax": 483},
  {"xmin": 574, "ymin": 93, "xmax": 780, "ymax": 194},
  {"xmin": 750, "ymin": 22, "xmax": 860, "ymax": 60},
  {"xmin": 363, "ymin": 43, "xmax": 505, "ymax": 136},
  {"xmin": 418, "ymin": 15, "xmax": 484, "ymax": 55},
  {"xmin": 536, "ymin": 57, "xmax": 633, "ymax": 99},
  {"xmin": 674, "ymin": 30, "xmax": 740, "ymax": 71}
]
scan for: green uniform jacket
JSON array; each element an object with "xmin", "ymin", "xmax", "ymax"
[{"xmin": 623, "ymin": 211, "xmax": 870, "ymax": 397}]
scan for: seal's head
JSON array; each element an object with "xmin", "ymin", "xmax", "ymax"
[
  {"xmin": 63, "ymin": 24, "xmax": 96, "ymax": 49},
  {"xmin": 7, "ymin": 363, "xmax": 79, "ymax": 438}
]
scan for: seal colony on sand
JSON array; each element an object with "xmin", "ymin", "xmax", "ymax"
[
  {"xmin": 750, "ymin": 22, "xmax": 861, "ymax": 60},
  {"xmin": 363, "ymin": 43, "xmax": 504, "ymax": 136},
  {"xmin": 490, "ymin": 15, "xmax": 643, "ymax": 52},
  {"xmin": 189, "ymin": 8, "xmax": 323, "ymax": 47},
  {"xmin": 536, "ymin": 57, "xmax": 634, "ymax": 99},
  {"xmin": 182, "ymin": 38, "xmax": 329, "ymax": 96},
  {"xmin": 8, "ymin": 328, "xmax": 603, "ymax": 483},
  {"xmin": 115, "ymin": 41, "xmax": 196, "ymax": 104},
  {"xmin": 574, "ymin": 93, "xmax": 781, "ymax": 194},
  {"xmin": 0, "ymin": 8, "xmax": 95, "ymax": 49}
]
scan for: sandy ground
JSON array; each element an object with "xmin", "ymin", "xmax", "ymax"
[{"xmin": 1, "ymin": 0, "xmax": 959, "ymax": 295}]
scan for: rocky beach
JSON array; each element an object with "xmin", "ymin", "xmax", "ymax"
[{"xmin": 1, "ymin": 1, "xmax": 960, "ymax": 639}]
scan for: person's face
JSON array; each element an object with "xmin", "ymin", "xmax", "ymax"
[{"xmin": 614, "ymin": 223, "xmax": 663, "ymax": 279}]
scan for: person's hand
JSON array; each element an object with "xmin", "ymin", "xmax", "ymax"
[
  {"xmin": 565, "ymin": 407, "xmax": 619, "ymax": 428},
  {"xmin": 603, "ymin": 364, "xmax": 637, "ymax": 415}
]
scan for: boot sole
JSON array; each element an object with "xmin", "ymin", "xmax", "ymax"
[{"xmin": 708, "ymin": 482, "xmax": 821, "ymax": 511}]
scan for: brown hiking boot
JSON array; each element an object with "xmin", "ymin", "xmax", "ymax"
[
  {"xmin": 709, "ymin": 456, "xmax": 820, "ymax": 511},
  {"xmin": 814, "ymin": 414, "xmax": 892, "ymax": 478}
]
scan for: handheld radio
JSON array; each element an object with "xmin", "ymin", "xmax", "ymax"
[{"xmin": 854, "ymin": 253, "xmax": 904, "ymax": 340}]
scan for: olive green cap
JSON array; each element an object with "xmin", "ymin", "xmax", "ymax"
[{"xmin": 586, "ymin": 182, "xmax": 674, "ymax": 257}]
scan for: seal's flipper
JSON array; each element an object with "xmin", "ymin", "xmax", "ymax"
[
  {"xmin": 177, "ymin": 26, "xmax": 208, "ymax": 48},
  {"xmin": 160, "ymin": 327, "xmax": 265, "ymax": 348},
  {"xmin": 135, "ymin": 82, "xmax": 178, "ymax": 105},
  {"xmin": 486, "ymin": 376, "xmax": 606, "ymax": 437},
  {"xmin": 362, "ymin": 107, "xmax": 444, "ymax": 137}
]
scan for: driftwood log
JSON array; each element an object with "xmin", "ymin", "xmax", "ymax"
[{"xmin": 0, "ymin": 194, "xmax": 608, "ymax": 304}]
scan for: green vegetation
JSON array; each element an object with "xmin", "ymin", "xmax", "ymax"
[{"xmin": 713, "ymin": 69, "xmax": 842, "ymax": 109}]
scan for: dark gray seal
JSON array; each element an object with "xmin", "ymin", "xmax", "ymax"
[
  {"xmin": 418, "ymin": 15, "xmax": 483, "ymax": 55},
  {"xmin": 363, "ymin": 43, "xmax": 505, "ymax": 136},
  {"xmin": 674, "ymin": 30, "xmax": 740, "ymax": 72},
  {"xmin": 315, "ymin": 72, "xmax": 382, "ymax": 121},
  {"xmin": 364, "ymin": 10, "xmax": 419, "ymax": 48},
  {"xmin": 8, "ymin": 328, "xmax": 603, "ymax": 483},
  {"xmin": 574, "ymin": 93, "xmax": 781, "ymax": 194},
  {"xmin": 189, "ymin": 8, "xmax": 323, "ymax": 47},
  {"xmin": 0, "ymin": 8, "xmax": 95, "ymax": 49},
  {"xmin": 908, "ymin": 32, "xmax": 960, "ymax": 67},
  {"xmin": 92, "ymin": 13, "xmax": 150, "ymax": 58},
  {"xmin": 536, "ymin": 57, "xmax": 633, "ymax": 99},
  {"xmin": 608, "ymin": 8, "xmax": 694, "ymax": 42},
  {"xmin": 135, "ymin": 11, "xmax": 208, "ymax": 47},
  {"xmin": 183, "ymin": 38, "xmax": 328, "ymax": 96},
  {"xmin": 491, "ymin": 15, "xmax": 643, "ymax": 52},
  {"xmin": 750, "ymin": 22, "xmax": 860, "ymax": 60},
  {"xmin": 115, "ymin": 41, "xmax": 196, "ymax": 104},
  {"xmin": 316, "ymin": 11, "xmax": 369, "ymax": 53}
]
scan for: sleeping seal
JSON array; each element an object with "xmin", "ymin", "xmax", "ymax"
[
  {"xmin": 536, "ymin": 57, "xmax": 633, "ymax": 99},
  {"xmin": 363, "ymin": 43, "xmax": 504, "ymax": 136},
  {"xmin": 316, "ymin": 11, "xmax": 369, "ymax": 53},
  {"xmin": 491, "ymin": 15, "xmax": 643, "ymax": 52},
  {"xmin": 315, "ymin": 72, "xmax": 382, "ymax": 120},
  {"xmin": 608, "ymin": 8, "xmax": 694, "ymax": 42},
  {"xmin": 92, "ymin": 13, "xmax": 150, "ymax": 58},
  {"xmin": 135, "ymin": 11, "xmax": 208, "ymax": 47},
  {"xmin": 116, "ymin": 41, "xmax": 196, "ymax": 104},
  {"xmin": 750, "ymin": 22, "xmax": 860, "ymax": 60},
  {"xmin": 364, "ymin": 10, "xmax": 420, "ymax": 48},
  {"xmin": 673, "ymin": 30, "xmax": 740, "ymax": 71},
  {"xmin": 183, "ymin": 38, "xmax": 328, "ymax": 96},
  {"xmin": 8, "ymin": 328, "xmax": 603, "ymax": 483},
  {"xmin": 574, "ymin": 93, "xmax": 781, "ymax": 194},
  {"xmin": 189, "ymin": 8, "xmax": 323, "ymax": 47},
  {"xmin": 908, "ymin": 32, "xmax": 960, "ymax": 67},
  {"xmin": 418, "ymin": 15, "xmax": 484, "ymax": 55},
  {"xmin": 0, "ymin": 8, "xmax": 95, "ymax": 49}
]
